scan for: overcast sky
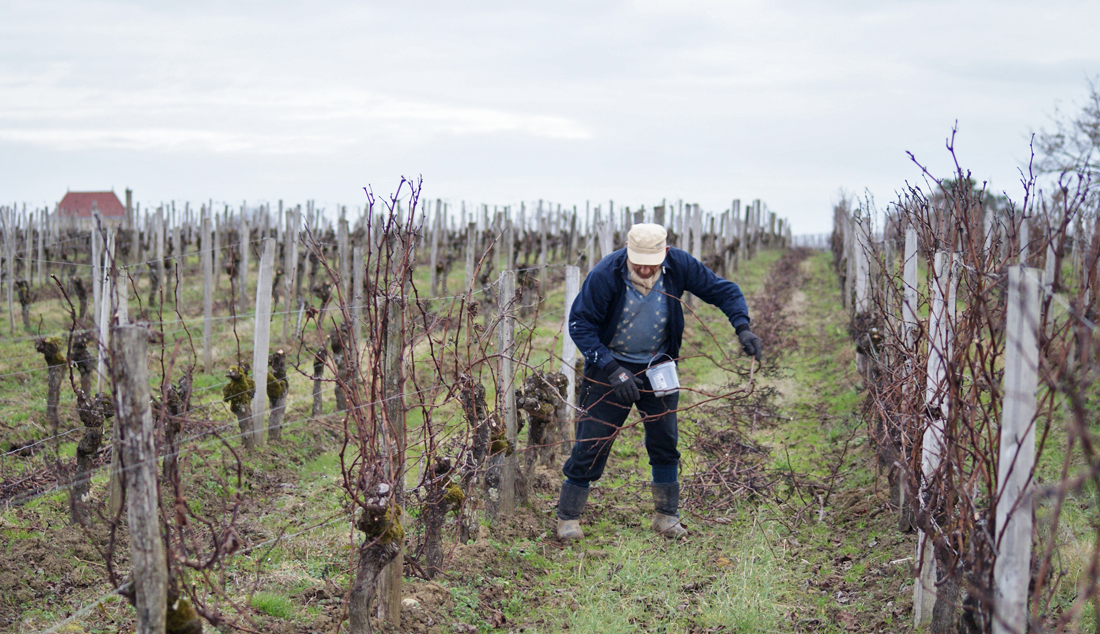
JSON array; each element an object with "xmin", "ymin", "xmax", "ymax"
[{"xmin": 2, "ymin": 0, "xmax": 1098, "ymax": 233}]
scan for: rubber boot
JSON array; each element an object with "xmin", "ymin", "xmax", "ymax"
[
  {"xmin": 556, "ymin": 481, "xmax": 589, "ymax": 542},
  {"xmin": 651, "ymin": 482, "xmax": 687, "ymax": 539}
]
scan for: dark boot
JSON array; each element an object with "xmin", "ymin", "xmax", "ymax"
[
  {"xmin": 556, "ymin": 481, "xmax": 589, "ymax": 542},
  {"xmin": 651, "ymin": 482, "xmax": 687, "ymax": 539}
]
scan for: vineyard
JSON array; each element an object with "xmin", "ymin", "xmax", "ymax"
[{"xmin": 0, "ymin": 166, "xmax": 1096, "ymax": 633}]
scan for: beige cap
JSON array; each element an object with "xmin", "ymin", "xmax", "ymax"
[{"xmin": 626, "ymin": 223, "xmax": 668, "ymax": 266}]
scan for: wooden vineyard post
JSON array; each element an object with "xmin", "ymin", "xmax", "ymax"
[
  {"xmin": 597, "ymin": 220, "xmax": 613, "ymax": 264},
  {"xmin": 282, "ymin": 208, "xmax": 299, "ymax": 343},
  {"xmin": 992, "ymin": 266, "xmax": 1041, "ymax": 634},
  {"xmin": 377, "ymin": 296, "xmax": 406, "ymax": 626},
  {"xmin": 538, "ymin": 213, "xmax": 548, "ymax": 300},
  {"xmin": 915, "ymin": 250, "xmax": 954, "ymax": 627},
  {"xmin": 429, "ymin": 200, "xmax": 441, "ymax": 296},
  {"xmin": 464, "ymin": 222, "xmax": 476, "ymax": 292},
  {"xmin": 238, "ymin": 210, "xmax": 250, "ymax": 314},
  {"xmin": 560, "ymin": 266, "xmax": 580, "ymax": 454},
  {"xmin": 338, "ymin": 217, "xmax": 349, "ymax": 302},
  {"xmin": 5, "ymin": 208, "xmax": 13, "ymax": 333},
  {"xmin": 111, "ymin": 324, "xmax": 167, "ymax": 634},
  {"xmin": 250, "ymin": 238, "xmax": 276, "ymax": 447},
  {"xmin": 504, "ymin": 217, "xmax": 515, "ymax": 273},
  {"xmin": 497, "ymin": 270, "xmax": 518, "ymax": 516},
  {"xmin": 202, "ymin": 214, "xmax": 214, "ymax": 372},
  {"xmin": 155, "ymin": 207, "xmax": 164, "ymax": 304},
  {"xmin": 37, "ymin": 209, "xmax": 45, "ymax": 284}
]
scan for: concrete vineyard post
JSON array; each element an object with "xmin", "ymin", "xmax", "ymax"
[
  {"xmin": 915, "ymin": 250, "xmax": 953, "ymax": 626},
  {"xmin": 250, "ymin": 238, "xmax": 276, "ymax": 447},
  {"xmin": 202, "ymin": 215, "xmax": 214, "ymax": 372},
  {"xmin": 111, "ymin": 325, "xmax": 167, "ymax": 634},
  {"xmin": 992, "ymin": 266, "xmax": 1041, "ymax": 634},
  {"xmin": 560, "ymin": 266, "xmax": 580, "ymax": 452},
  {"xmin": 352, "ymin": 246, "xmax": 364, "ymax": 347},
  {"xmin": 91, "ymin": 221, "xmax": 101, "ymax": 328},
  {"xmin": 377, "ymin": 296, "xmax": 406, "ymax": 626},
  {"xmin": 854, "ymin": 217, "xmax": 870, "ymax": 313},
  {"xmin": 495, "ymin": 270, "xmax": 518, "ymax": 517},
  {"xmin": 96, "ymin": 230, "xmax": 115, "ymax": 393}
]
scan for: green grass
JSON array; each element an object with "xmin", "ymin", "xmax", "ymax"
[{"xmin": 251, "ymin": 591, "xmax": 296, "ymax": 620}]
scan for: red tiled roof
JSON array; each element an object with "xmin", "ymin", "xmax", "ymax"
[{"xmin": 57, "ymin": 191, "xmax": 127, "ymax": 218}]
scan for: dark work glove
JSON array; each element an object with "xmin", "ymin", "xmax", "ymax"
[
  {"xmin": 606, "ymin": 361, "xmax": 643, "ymax": 403},
  {"xmin": 738, "ymin": 329, "xmax": 762, "ymax": 361}
]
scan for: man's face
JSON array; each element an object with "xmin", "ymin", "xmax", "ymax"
[{"xmin": 629, "ymin": 262, "xmax": 661, "ymax": 279}]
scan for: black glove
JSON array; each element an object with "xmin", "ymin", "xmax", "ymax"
[
  {"xmin": 738, "ymin": 329, "xmax": 762, "ymax": 361},
  {"xmin": 606, "ymin": 361, "xmax": 643, "ymax": 403}
]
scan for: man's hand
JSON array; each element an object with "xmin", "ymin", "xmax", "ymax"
[
  {"xmin": 738, "ymin": 329, "xmax": 762, "ymax": 361},
  {"xmin": 606, "ymin": 362, "xmax": 643, "ymax": 403}
]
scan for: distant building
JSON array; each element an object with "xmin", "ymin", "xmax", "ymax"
[{"xmin": 56, "ymin": 190, "xmax": 130, "ymax": 232}]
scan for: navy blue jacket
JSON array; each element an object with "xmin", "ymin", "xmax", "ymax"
[{"xmin": 569, "ymin": 246, "xmax": 751, "ymax": 371}]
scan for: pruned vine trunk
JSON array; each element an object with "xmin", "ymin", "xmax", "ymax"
[
  {"xmin": 71, "ymin": 390, "xmax": 112, "ymax": 525},
  {"xmin": 423, "ymin": 458, "xmax": 463, "ymax": 578},
  {"xmin": 163, "ymin": 370, "xmax": 193, "ymax": 483},
  {"xmin": 347, "ymin": 485, "xmax": 403, "ymax": 634},
  {"xmin": 267, "ymin": 349, "xmax": 288, "ymax": 441},
  {"xmin": 312, "ymin": 347, "xmax": 326, "ymax": 418},
  {"xmin": 35, "ymin": 337, "xmax": 65, "ymax": 452},
  {"xmin": 458, "ymin": 378, "xmax": 489, "ymax": 544}
]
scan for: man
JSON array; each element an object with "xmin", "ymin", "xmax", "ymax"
[{"xmin": 557, "ymin": 223, "xmax": 761, "ymax": 541}]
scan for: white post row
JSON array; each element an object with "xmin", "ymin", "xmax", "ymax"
[
  {"xmin": 992, "ymin": 266, "xmax": 1041, "ymax": 634},
  {"xmin": 914, "ymin": 250, "xmax": 956, "ymax": 627},
  {"xmin": 250, "ymin": 238, "xmax": 276, "ymax": 447}
]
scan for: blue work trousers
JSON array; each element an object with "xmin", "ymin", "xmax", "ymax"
[{"xmin": 562, "ymin": 360, "xmax": 680, "ymax": 485}]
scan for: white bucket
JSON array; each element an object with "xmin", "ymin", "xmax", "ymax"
[{"xmin": 645, "ymin": 359, "xmax": 679, "ymax": 398}]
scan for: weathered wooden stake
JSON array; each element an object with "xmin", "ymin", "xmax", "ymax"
[
  {"xmin": 237, "ymin": 209, "xmax": 250, "ymax": 314},
  {"xmin": 464, "ymin": 222, "xmax": 476, "ymax": 292},
  {"xmin": 377, "ymin": 295, "xmax": 406, "ymax": 625},
  {"xmin": 202, "ymin": 215, "xmax": 214, "ymax": 372},
  {"xmin": 992, "ymin": 266, "xmax": 1041, "ymax": 634},
  {"xmin": 282, "ymin": 208, "xmax": 299, "ymax": 343},
  {"xmin": 111, "ymin": 324, "xmax": 167, "ymax": 634}
]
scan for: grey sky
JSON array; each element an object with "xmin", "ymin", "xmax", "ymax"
[{"xmin": 2, "ymin": 0, "xmax": 1098, "ymax": 232}]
